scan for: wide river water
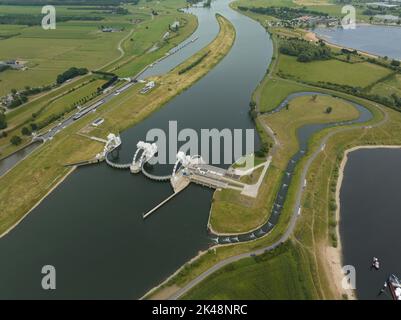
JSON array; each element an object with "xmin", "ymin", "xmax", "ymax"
[{"xmin": 0, "ymin": 0, "xmax": 272, "ymax": 299}]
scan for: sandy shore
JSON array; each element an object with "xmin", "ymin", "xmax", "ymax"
[
  {"xmin": 307, "ymin": 30, "xmax": 381, "ymax": 60},
  {"xmin": 330, "ymin": 145, "xmax": 401, "ymax": 300}
]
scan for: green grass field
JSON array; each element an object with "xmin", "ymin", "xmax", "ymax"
[
  {"xmin": 0, "ymin": 6, "xmax": 136, "ymax": 95},
  {"xmin": 258, "ymin": 78, "xmax": 312, "ymax": 112},
  {"xmin": 277, "ymin": 55, "xmax": 392, "ymax": 88},
  {"xmin": 183, "ymin": 242, "xmax": 316, "ymax": 300},
  {"xmin": 0, "ymin": 0, "xmax": 196, "ymax": 96},
  {"xmin": 369, "ymin": 73, "xmax": 401, "ymax": 97}
]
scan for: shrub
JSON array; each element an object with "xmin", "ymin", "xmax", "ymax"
[
  {"xmin": 10, "ymin": 135, "xmax": 22, "ymax": 145},
  {"xmin": 21, "ymin": 126, "xmax": 31, "ymax": 136}
]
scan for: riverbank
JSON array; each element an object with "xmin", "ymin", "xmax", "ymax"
[
  {"xmin": 0, "ymin": 14, "xmax": 236, "ymax": 238},
  {"xmin": 331, "ymin": 145, "xmax": 401, "ymax": 299},
  {"xmin": 0, "ymin": 167, "xmax": 75, "ymax": 240},
  {"xmin": 312, "ymin": 31, "xmax": 381, "ymax": 60}
]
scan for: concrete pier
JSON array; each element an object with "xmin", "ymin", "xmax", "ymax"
[{"xmin": 143, "ymin": 186, "xmax": 187, "ymax": 219}]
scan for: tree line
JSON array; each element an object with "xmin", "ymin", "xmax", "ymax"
[
  {"xmin": 279, "ymin": 38, "xmax": 332, "ymax": 62},
  {"xmin": 237, "ymin": 6, "xmax": 328, "ymax": 20},
  {"xmin": 56, "ymin": 67, "xmax": 88, "ymax": 84}
]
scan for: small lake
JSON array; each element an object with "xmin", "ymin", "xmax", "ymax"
[
  {"xmin": 315, "ymin": 25, "xmax": 401, "ymax": 60},
  {"xmin": 340, "ymin": 148, "xmax": 401, "ymax": 300}
]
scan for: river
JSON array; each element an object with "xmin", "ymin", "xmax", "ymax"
[
  {"xmin": 0, "ymin": 0, "xmax": 272, "ymax": 299},
  {"xmin": 340, "ymin": 148, "xmax": 401, "ymax": 300},
  {"xmin": 314, "ymin": 25, "xmax": 401, "ymax": 60}
]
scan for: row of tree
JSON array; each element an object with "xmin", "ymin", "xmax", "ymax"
[
  {"xmin": 56, "ymin": 67, "xmax": 88, "ymax": 84},
  {"xmin": 0, "ymin": 111, "xmax": 6, "ymax": 130},
  {"xmin": 237, "ymin": 6, "xmax": 328, "ymax": 20},
  {"xmin": 178, "ymin": 51, "xmax": 209, "ymax": 75}
]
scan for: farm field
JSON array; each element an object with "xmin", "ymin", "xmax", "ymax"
[
  {"xmin": 277, "ymin": 55, "xmax": 392, "ymax": 88},
  {"xmin": 369, "ymin": 73, "xmax": 401, "ymax": 97},
  {"xmin": 0, "ymin": 6, "xmax": 136, "ymax": 95},
  {"xmin": 0, "ymin": 1, "xmax": 195, "ymax": 96}
]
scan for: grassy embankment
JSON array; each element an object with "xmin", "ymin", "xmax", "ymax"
[
  {"xmin": 146, "ymin": 1, "xmax": 401, "ymax": 300},
  {"xmin": 0, "ymin": 0, "xmax": 198, "ymax": 158},
  {"xmin": 183, "ymin": 241, "xmax": 315, "ymax": 300},
  {"xmin": 0, "ymin": 14, "xmax": 236, "ymax": 239},
  {"xmin": 210, "ymin": 95, "xmax": 359, "ymax": 234}
]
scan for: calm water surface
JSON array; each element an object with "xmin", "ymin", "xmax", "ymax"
[
  {"xmin": 340, "ymin": 148, "xmax": 401, "ymax": 300},
  {"xmin": 315, "ymin": 25, "xmax": 401, "ymax": 59}
]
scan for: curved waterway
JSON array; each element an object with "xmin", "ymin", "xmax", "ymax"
[
  {"xmin": 0, "ymin": 0, "xmax": 272, "ymax": 299},
  {"xmin": 208, "ymin": 92, "xmax": 372, "ymax": 244},
  {"xmin": 340, "ymin": 148, "xmax": 401, "ymax": 300},
  {"xmin": 314, "ymin": 25, "xmax": 401, "ymax": 60}
]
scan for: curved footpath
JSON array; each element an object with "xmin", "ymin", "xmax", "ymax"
[{"xmin": 167, "ymin": 98, "xmax": 388, "ymax": 300}]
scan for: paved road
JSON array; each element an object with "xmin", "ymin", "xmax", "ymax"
[
  {"xmin": 36, "ymin": 81, "xmax": 137, "ymax": 142},
  {"xmin": 168, "ymin": 102, "xmax": 388, "ymax": 300}
]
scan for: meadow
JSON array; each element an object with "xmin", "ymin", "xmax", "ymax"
[
  {"xmin": 277, "ymin": 55, "xmax": 392, "ymax": 88},
  {"xmin": 0, "ymin": 3, "xmax": 152, "ymax": 96},
  {"xmin": 183, "ymin": 242, "xmax": 316, "ymax": 300},
  {"xmin": 369, "ymin": 73, "xmax": 401, "ymax": 97}
]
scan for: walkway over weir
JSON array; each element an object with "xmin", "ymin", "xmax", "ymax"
[
  {"xmin": 141, "ymin": 165, "xmax": 171, "ymax": 181},
  {"xmin": 105, "ymin": 155, "xmax": 131, "ymax": 169}
]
